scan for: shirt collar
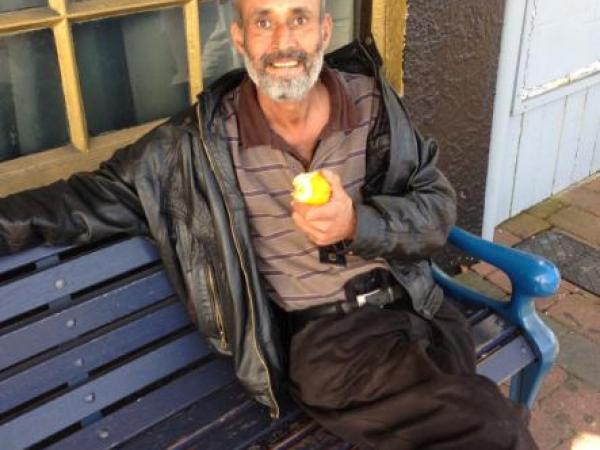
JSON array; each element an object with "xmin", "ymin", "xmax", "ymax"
[{"xmin": 237, "ymin": 66, "xmax": 360, "ymax": 150}]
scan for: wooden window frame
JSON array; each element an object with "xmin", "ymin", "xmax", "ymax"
[{"xmin": 0, "ymin": 0, "xmax": 406, "ymax": 197}]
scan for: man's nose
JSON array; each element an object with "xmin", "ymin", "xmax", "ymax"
[{"xmin": 272, "ymin": 23, "xmax": 296, "ymax": 50}]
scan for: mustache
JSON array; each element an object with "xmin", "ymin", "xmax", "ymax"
[{"xmin": 261, "ymin": 50, "xmax": 308, "ymax": 66}]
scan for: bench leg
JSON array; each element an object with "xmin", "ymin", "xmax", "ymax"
[{"xmin": 509, "ymin": 362, "xmax": 543, "ymax": 408}]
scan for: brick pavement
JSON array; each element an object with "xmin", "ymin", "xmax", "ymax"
[{"xmin": 466, "ymin": 173, "xmax": 600, "ymax": 450}]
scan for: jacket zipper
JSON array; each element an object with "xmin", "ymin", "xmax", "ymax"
[
  {"xmin": 196, "ymin": 105, "xmax": 280, "ymax": 419},
  {"xmin": 205, "ymin": 264, "xmax": 228, "ymax": 350}
]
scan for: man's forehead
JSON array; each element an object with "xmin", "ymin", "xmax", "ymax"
[{"xmin": 236, "ymin": 0, "xmax": 321, "ymax": 16}]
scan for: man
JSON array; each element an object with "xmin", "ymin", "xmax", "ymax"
[{"xmin": 0, "ymin": 0, "xmax": 537, "ymax": 448}]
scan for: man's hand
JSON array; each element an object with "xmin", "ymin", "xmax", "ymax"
[{"xmin": 291, "ymin": 169, "xmax": 356, "ymax": 246}]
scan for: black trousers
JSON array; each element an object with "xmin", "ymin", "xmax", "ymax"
[{"xmin": 287, "ymin": 299, "xmax": 538, "ymax": 450}]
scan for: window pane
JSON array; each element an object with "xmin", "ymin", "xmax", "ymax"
[
  {"xmin": 198, "ymin": 0, "xmax": 357, "ymax": 85},
  {"xmin": 73, "ymin": 8, "xmax": 189, "ymax": 137},
  {"xmin": 0, "ymin": 0, "xmax": 46, "ymax": 14},
  {"xmin": 199, "ymin": 0, "xmax": 242, "ymax": 86},
  {"xmin": 327, "ymin": 0, "xmax": 356, "ymax": 51},
  {"xmin": 0, "ymin": 30, "xmax": 69, "ymax": 163}
]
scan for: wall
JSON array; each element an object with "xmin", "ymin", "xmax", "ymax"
[
  {"xmin": 402, "ymin": 0, "xmax": 506, "ymax": 266},
  {"xmin": 484, "ymin": 0, "xmax": 600, "ymax": 237}
]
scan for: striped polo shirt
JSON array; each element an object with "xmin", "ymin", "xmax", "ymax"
[{"xmin": 221, "ymin": 67, "xmax": 390, "ymax": 311}]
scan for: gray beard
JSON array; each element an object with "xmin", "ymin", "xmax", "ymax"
[{"xmin": 243, "ymin": 48, "xmax": 324, "ymax": 102}]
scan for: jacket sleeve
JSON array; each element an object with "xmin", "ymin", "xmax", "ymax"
[
  {"xmin": 347, "ymin": 130, "xmax": 457, "ymax": 261},
  {"xmin": 0, "ymin": 125, "xmax": 173, "ymax": 255}
]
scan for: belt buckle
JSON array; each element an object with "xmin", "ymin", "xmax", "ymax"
[{"xmin": 356, "ymin": 287, "xmax": 394, "ymax": 308}]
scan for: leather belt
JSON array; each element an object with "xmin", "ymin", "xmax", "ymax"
[{"xmin": 289, "ymin": 284, "xmax": 406, "ymax": 332}]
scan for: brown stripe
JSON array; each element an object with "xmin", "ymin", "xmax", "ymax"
[
  {"xmin": 261, "ymin": 246, "xmax": 319, "ymax": 261},
  {"xmin": 317, "ymin": 148, "xmax": 366, "ymax": 169},
  {"xmin": 354, "ymin": 92, "xmax": 381, "ymax": 105},
  {"xmin": 248, "ymin": 212, "xmax": 289, "ymax": 219},
  {"xmin": 235, "ymin": 163, "xmax": 288, "ymax": 173},
  {"xmin": 251, "ymin": 228, "xmax": 295, "ymax": 241},
  {"xmin": 343, "ymin": 177, "xmax": 365, "ymax": 190},
  {"xmin": 274, "ymin": 287, "xmax": 345, "ymax": 301},
  {"xmin": 242, "ymin": 188, "xmax": 291, "ymax": 198}
]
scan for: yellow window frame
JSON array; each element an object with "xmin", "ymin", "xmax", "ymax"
[{"xmin": 0, "ymin": 0, "xmax": 407, "ymax": 197}]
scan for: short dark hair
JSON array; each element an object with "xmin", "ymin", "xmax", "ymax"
[{"xmin": 233, "ymin": 0, "xmax": 327, "ymax": 27}]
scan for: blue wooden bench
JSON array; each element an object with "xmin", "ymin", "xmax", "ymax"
[{"xmin": 0, "ymin": 227, "xmax": 560, "ymax": 449}]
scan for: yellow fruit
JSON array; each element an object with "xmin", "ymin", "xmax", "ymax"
[{"xmin": 292, "ymin": 171, "xmax": 332, "ymax": 205}]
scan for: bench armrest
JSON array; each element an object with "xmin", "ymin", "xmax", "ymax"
[
  {"xmin": 432, "ymin": 226, "xmax": 560, "ymax": 407},
  {"xmin": 449, "ymin": 227, "xmax": 559, "ymax": 298},
  {"xmin": 432, "ymin": 227, "xmax": 560, "ymax": 317}
]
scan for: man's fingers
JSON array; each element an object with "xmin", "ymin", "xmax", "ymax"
[
  {"xmin": 291, "ymin": 200, "xmax": 313, "ymax": 217},
  {"xmin": 292, "ymin": 199, "xmax": 336, "ymax": 223},
  {"xmin": 319, "ymin": 169, "xmax": 343, "ymax": 195},
  {"xmin": 305, "ymin": 202, "xmax": 337, "ymax": 221},
  {"xmin": 293, "ymin": 211, "xmax": 328, "ymax": 233}
]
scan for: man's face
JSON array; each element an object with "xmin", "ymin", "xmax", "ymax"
[{"xmin": 231, "ymin": 0, "xmax": 332, "ymax": 101}]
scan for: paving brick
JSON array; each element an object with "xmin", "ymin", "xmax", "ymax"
[
  {"xmin": 470, "ymin": 261, "xmax": 497, "ymax": 277},
  {"xmin": 559, "ymin": 279, "xmax": 582, "ymax": 295},
  {"xmin": 537, "ymin": 364, "xmax": 569, "ymax": 401},
  {"xmin": 453, "ymin": 271, "xmax": 507, "ymax": 300},
  {"xmin": 560, "ymin": 188, "xmax": 600, "ymax": 217},
  {"xmin": 548, "ymin": 206, "xmax": 600, "ymax": 247},
  {"xmin": 545, "ymin": 317, "xmax": 600, "ymax": 390},
  {"xmin": 536, "ymin": 289, "xmax": 567, "ymax": 313},
  {"xmin": 583, "ymin": 175, "xmax": 600, "ymax": 192},
  {"xmin": 500, "ymin": 213, "xmax": 551, "ymax": 240},
  {"xmin": 527, "ymin": 197, "xmax": 568, "ymax": 219},
  {"xmin": 537, "ymin": 376, "xmax": 600, "ymax": 436},
  {"xmin": 499, "ymin": 380, "xmax": 510, "ymax": 397},
  {"xmin": 551, "ymin": 436, "xmax": 576, "ymax": 450},
  {"xmin": 545, "ymin": 293, "xmax": 600, "ymax": 343},
  {"xmin": 485, "ymin": 270, "xmax": 512, "ymax": 294},
  {"xmin": 529, "ymin": 403, "xmax": 574, "ymax": 450},
  {"xmin": 493, "ymin": 228, "xmax": 523, "ymax": 247},
  {"xmin": 536, "ymin": 277, "xmax": 580, "ymax": 312}
]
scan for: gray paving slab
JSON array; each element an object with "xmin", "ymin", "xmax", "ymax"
[
  {"xmin": 518, "ymin": 231, "xmax": 600, "ymax": 296},
  {"xmin": 544, "ymin": 317, "xmax": 600, "ymax": 391}
]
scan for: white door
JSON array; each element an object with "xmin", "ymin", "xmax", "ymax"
[{"xmin": 484, "ymin": 0, "xmax": 600, "ymax": 238}]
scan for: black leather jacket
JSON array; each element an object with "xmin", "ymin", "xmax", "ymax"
[{"xmin": 0, "ymin": 39, "xmax": 456, "ymax": 418}]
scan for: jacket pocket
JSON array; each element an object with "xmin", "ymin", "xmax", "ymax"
[
  {"xmin": 204, "ymin": 262, "xmax": 228, "ymax": 351},
  {"xmin": 166, "ymin": 208, "xmax": 231, "ymax": 354}
]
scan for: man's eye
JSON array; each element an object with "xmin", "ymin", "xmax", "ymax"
[
  {"xmin": 292, "ymin": 16, "xmax": 308, "ymax": 26},
  {"xmin": 257, "ymin": 18, "xmax": 271, "ymax": 29}
]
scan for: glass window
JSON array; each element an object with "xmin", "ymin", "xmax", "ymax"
[
  {"xmin": 199, "ymin": 0, "xmax": 243, "ymax": 86},
  {"xmin": 0, "ymin": 30, "xmax": 69, "ymax": 163},
  {"xmin": 327, "ymin": 0, "xmax": 356, "ymax": 51},
  {"xmin": 198, "ymin": 0, "xmax": 357, "ymax": 85},
  {"xmin": 72, "ymin": 7, "xmax": 190, "ymax": 137},
  {"xmin": 0, "ymin": 0, "xmax": 46, "ymax": 14}
]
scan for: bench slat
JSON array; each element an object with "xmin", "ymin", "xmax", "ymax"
[
  {"xmin": 477, "ymin": 335, "xmax": 536, "ymax": 383},
  {"xmin": 0, "ymin": 245, "xmax": 71, "ymax": 274},
  {"xmin": 119, "ymin": 388, "xmax": 303, "ymax": 450},
  {"xmin": 118, "ymin": 383, "xmax": 253, "ymax": 450},
  {"xmin": 47, "ymin": 359, "xmax": 236, "ymax": 450},
  {"xmin": 168, "ymin": 395, "xmax": 305, "ymax": 450},
  {"xmin": 0, "ymin": 237, "xmax": 160, "ymax": 322},
  {"xmin": 0, "ymin": 270, "xmax": 174, "ymax": 371},
  {"xmin": 1, "ymin": 332, "xmax": 209, "ymax": 450},
  {"xmin": 0, "ymin": 301, "xmax": 190, "ymax": 415},
  {"xmin": 472, "ymin": 313, "xmax": 516, "ymax": 357}
]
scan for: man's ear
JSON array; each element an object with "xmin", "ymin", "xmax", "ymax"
[
  {"xmin": 321, "ymin": 13, "xmax": 333, "ymax": 50},
  {"xmin": 230, "ymin": 21, "xmax": 245, "ymax": 55}
]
